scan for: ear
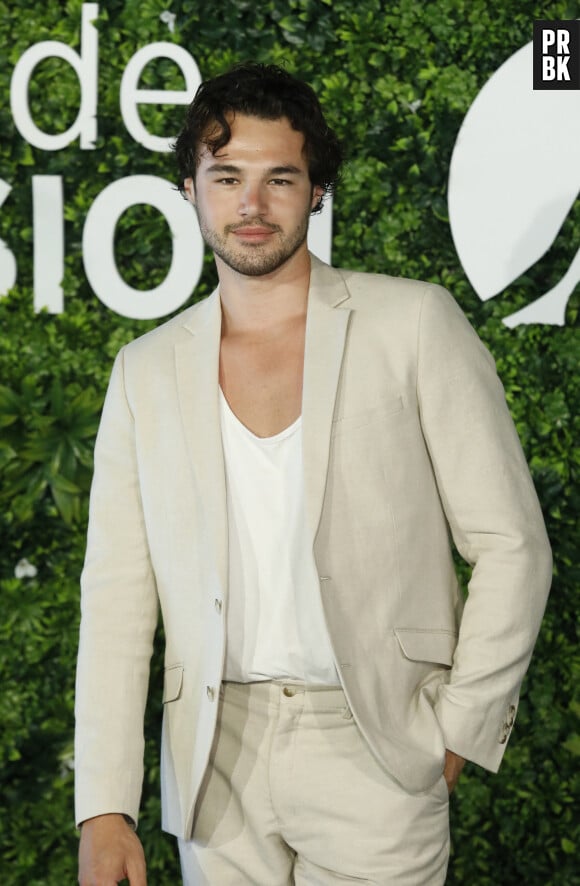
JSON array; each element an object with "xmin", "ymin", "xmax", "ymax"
[
  {"xmin": 184, "ymin": 177, "xmax": 196, "ymax": 205},
  {"xmin": 311, "ymin": 185, "xmax": 325, "ymax": 210}
]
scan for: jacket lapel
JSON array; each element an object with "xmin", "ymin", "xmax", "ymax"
[
  {"xmin": 302, "ymin": 256, "xmax": 352, "ymax": 541},
  {"xmin": 174, "ymin": 288, "xmax": 228, "ymax": 593}
]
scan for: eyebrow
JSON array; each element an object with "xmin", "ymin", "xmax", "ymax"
[{"xmin": 204, "ymin": 163, "xmax": 304, "ymax": 176}]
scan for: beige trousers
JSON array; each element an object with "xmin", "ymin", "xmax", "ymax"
[{"xmin": 178, "ymin": 681, "xmax": 450, "ymax": 885}]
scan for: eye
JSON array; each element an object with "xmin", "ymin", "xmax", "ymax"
[
  {"xmin": 270, "ymin": 178, "xmax": 292, "ymax": 186},
  {"xmin": 216, "ymin": 177, "xmax": 239, "ymax": 185}
]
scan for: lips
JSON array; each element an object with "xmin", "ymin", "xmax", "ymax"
[
  {"xmin": 230, "ymin": 223, "xmax": 279, "ymax": 244},
  {"xmin": 233, "ymin": 227, "xmax": 275, "ymax": 240}
]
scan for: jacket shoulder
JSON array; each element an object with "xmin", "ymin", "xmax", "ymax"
[
  {"xmin": 123, "ymin": 290, "xmax": 218, "ymax": 358},
  {"xmin": 337, "ymin": 265, "xmax": 443, "ymax": 303},
  {"xmin": 327, "ymin": 263, "xmax": 457, "ymax": 327}
]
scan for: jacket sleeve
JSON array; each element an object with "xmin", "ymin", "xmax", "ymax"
[
  {"xmin": 74, "ymin": 347, "xmax": 159, "ymax": 827},
  {"xmin": 416, "ymin": 285, "xmax": 552, "ymax": 771}
]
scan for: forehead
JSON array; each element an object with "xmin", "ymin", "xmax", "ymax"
[{"xmin": 198, "ymin": 114, "xmax": 308, "ymax": 169}]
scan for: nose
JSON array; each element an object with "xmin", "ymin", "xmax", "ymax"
[{"xmin": 238, "ymin": 181, "xmax": 267, "ymax": 217}]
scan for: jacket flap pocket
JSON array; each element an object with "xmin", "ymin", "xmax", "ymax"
[
  {"xmin": 394, "ymin": 629, "xmax": 457, "ymax": 667},
  {"xmin": 162, "ymin": 665, "xmax": 184, "ymax": 703}
]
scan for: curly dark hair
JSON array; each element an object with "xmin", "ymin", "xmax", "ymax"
[{"xmin": 173, "ymin": 62, "xmax": 343, "ymax": 213}]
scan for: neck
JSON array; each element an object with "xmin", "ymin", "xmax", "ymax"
[{"xmin": 216, "ymin": 247, "xmax": 311, "ymax": 335}]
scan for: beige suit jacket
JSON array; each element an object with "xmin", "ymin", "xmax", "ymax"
[{"xmin": 75, "ymin": 255, "xmax": 552, "ymax": 839}]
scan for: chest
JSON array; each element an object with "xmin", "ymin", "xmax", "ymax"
[{"xmin": 219, "ymin": 322, "xmax": 305, "ymax": 438}]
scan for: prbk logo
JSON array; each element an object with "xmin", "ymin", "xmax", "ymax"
[
  {"xmin": 449, "ymin": 39, "xmax": 580, "ymax": 328},
  {"xmin": 533, "ymin": 20, "xmax": 580, "ymax": 89}
]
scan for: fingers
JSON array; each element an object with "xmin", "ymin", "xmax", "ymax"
[{"xmin": 126, "ymin": 856, "xmax": 148, "ymax": 886}]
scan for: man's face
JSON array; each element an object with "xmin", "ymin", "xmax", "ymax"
[{"xmin": 184, "ymin": 114, "xmax": 324, "ymax": 277}]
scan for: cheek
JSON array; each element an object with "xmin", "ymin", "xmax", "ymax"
[
  {"xmin": 196, "ymin": 193, "xmax": 228, "ymax": 223},
  {"xmin": 276, "ymin": 189, "xmax": 316, "ymax": 213}
]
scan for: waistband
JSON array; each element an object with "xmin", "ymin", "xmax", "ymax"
[{"xmin": 221, "ymin": 679, "xmax": 351, "ymax": 713}]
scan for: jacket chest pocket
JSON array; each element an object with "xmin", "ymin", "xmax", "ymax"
[{"xmin": 331, "ymin": 395, "xmax": 405, "ymax": 437}]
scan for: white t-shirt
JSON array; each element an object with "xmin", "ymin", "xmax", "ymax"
[{"xmin": 219, "ymin": 389, "xmax": 339, "ymax": 685}]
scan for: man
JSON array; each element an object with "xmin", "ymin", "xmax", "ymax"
[{"xmin": 75, "ymin": 63, "xmax": 552, "ymax": 885}]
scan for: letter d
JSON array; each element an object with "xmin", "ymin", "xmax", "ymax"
[{"xmin": 10, "ymin": 3, "xmax": 98, "ymax": 150}]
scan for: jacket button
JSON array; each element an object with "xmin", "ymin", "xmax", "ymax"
[
  {"xmin": 206, "ymin": 685, "xmax": 216, "ymax": 701},
  {"xmin": 214, "ymin": 598, "xmax": 223, "ymax": 614}
]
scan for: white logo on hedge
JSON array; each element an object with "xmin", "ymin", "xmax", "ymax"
[{"xmin": 448, "ymin": 41, "xmax": 580, "ymax": 327}]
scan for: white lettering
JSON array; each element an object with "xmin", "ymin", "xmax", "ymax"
[
  {"xmin": 542, "ymin": 56, "xmax": 556, "ymax": 80},
  {"xmin": 33, "ymin": 176, "xmax": 64, "ymax": 313},
  {"xmin": 6, "ymin": 4, "xmax": 335, "ymax": 317},
  {"xmin": 0, "ymin": 180, "xmax": 17, "ymax": 296},
  {"xmin": 556, "ymin": 30, "xmax": 570, "ymax": 54},
  {"xmin": 10, "ymin": 3, "xmax": 98, "ymax": 151},
  {"xmin": 82, "ymin": 175, "xmax": 203, "ymax": 319},
  {"xmin": 556, "ymin": 56, "xmax": 571, "ymax": 80},
  {"xmin": 120, "ymin": 43, "xmax": 201, "ymax": 152},
  {"xmin": 542, "ymin": 30, "xmax": 556, "ymax": 54},
  {"xmin": 307, "ymin": 196, "xmax": 333, "ymax": 265}
]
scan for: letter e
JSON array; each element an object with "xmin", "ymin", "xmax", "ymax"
[{"xmin": 120, "ymin": 44, "xmax": 201, "ymax": 152}]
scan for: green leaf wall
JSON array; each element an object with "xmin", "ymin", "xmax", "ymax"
[{"xmin": 1, "ymin": 1, "xmax": 578, "ymax": 882}]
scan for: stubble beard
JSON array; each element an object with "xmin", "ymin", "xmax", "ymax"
[{"xmin": 197, "ymin": 211, "xmax": 311, "ymax": 277}]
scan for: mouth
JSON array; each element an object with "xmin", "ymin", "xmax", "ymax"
[{"xmin": 231, "ymin": 226, "xmax": 277, "ymax": 243}]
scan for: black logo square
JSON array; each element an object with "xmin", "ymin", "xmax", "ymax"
[{"xmin": 533, "ymin": 20, "xmax": 580, "ymax": 89}]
